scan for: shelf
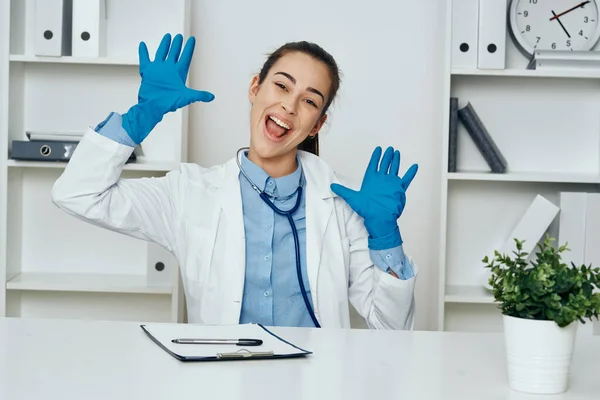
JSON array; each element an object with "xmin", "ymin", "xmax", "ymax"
[
  {"xmin": 451, "ymin": 67, "xmax": 600, "ymax": 79},
  {"xmin": 6, "ymin": 159, "xmax": 178, "ymax": 172},
  {"xmin": 447, "ymin": 171, "xmax": 600, "ymax": 184},
  {"xmin": 445, "ymin": 285, "xmax": 495, "ymax": 304},
  {"xmin": 6, "ymin": 272, "xmax": 172, "ymax": 295},
  {"xmin": 9, "ymin": 54, "xmax": 138, "ymax": 66}
]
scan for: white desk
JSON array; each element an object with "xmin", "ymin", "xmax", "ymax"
[{"xmin": 0, "ymin": 317, "xmax": 598, "ymax": 400}]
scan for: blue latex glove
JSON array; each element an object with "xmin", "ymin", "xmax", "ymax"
[
  {"xmin": 330, "ymin": 146, "xmax": 418, "ymax": 250},
  {"xmin": 122, "ymin": 33, "xmax": 215, "ymax": 145}
]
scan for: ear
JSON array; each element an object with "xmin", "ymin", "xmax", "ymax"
[
  {"xmin": 248, "ymin": 75, "xmax": 260, "ymax": 103},
  {"xmin": 310, "ymin": 114, "xmax": 328, "ymax": 137}
]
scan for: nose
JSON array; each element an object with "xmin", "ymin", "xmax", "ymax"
[{"xmin": 281, "ymin": 99, "xmax": 297, "ymax": 115}]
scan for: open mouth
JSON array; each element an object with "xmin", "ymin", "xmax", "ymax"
[{"xmin": 264, "ymin": 115, "xmax": 292, "ymax": 141}]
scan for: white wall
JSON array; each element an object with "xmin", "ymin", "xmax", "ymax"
[{"xmin": 187, "ymin": 0, "xmax": 448, "ymax": 330}]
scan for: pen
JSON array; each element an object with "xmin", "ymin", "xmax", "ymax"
[{"xmin": 171, "ymin": 338, "xmax": 263, "ymax": 346}]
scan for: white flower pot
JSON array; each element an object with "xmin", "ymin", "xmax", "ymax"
[{"xmin": 503, "ymin": 314, "xmax": 578, "ymax": 394}]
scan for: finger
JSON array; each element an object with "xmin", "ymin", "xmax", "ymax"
[
  {"xmin": 178, "ymin": 36, "xmax": 196, "ymax": 81},
  {"xmin": 154, "ymin": 33, "xmax": 172, "ymax": 61},
  {"xmin": 379, "ymin": 146, "xmax": 394, "ymax": 174},
  {"xmin": 390, "ymin": 150, "xmax": 400, "ymax": 176},
  {"xmin": 167, "ymin": 33, "xmax": 183, "ymax": 63},
  {"xmin": 138, "ymin": 41, "xmax": 150, "ymax": 73},
  {"xmin": 366, "ymin": 146, "xmax": 382, "ymax": 174},
  {"xmin": 401, "ymin": 164, "xmax": 419, "ymax": 189},
  {"xmin": 185, "ymin": 88, "xmax": 215, "ymax": 104},
  {"xmin": 330, "ymin": 183, "xmax": 357, "ymax": 204}
]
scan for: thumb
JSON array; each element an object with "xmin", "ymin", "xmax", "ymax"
[
  {"xmin": 330, "ymin": 183, "xmax": 358, "ymax": 204},
  {"xmin": 184, "ymin": 88, "xmax": 215, "ymax": 104}
]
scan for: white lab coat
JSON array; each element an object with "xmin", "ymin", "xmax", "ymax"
[{"xmin": 51, "ymin": 128, "xmax": 418, "ymax": 329}]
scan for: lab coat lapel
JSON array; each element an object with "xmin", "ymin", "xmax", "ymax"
[
  {"xmin": 302, "ymin": 153, "xmax": 335, "ymax": 310},
  {"xmin": 215, "ymin": 158, "xmax": 246, "ymax": 305}
]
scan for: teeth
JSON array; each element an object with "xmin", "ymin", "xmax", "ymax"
[{"xmin": 269, "ymin": 116, "xmax": 291, "ymax": 130}]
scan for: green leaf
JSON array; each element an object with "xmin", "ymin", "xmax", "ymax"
[{"xmin": 486, "ymin": 235, "xmax": 600, "ymax": 327}]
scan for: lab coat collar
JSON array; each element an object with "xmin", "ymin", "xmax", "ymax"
[
  {"xmin": 239, "ymin": 150, "xmax": 303, "ymax": 198},
  {"xmin": 213, "ymin": 150, "xmax": 341, "ymax": 200}
]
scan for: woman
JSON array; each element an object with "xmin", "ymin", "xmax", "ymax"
[{"xmin": 52, "ymin": 33, "xmax": 419, "ymax": 329}]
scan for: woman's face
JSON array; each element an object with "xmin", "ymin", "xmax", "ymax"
[{"xmin": 248, "ymin": 51, "xmax": 330, "ymax": 162}]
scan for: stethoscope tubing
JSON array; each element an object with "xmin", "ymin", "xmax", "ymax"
[{"xmin": 236, "ymin": 148, "xmax": 320, "ymax": 328}]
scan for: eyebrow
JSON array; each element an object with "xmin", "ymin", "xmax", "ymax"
[{"xmin": 274, "ymin": 71, "xmax": 325, "ymax": 103}]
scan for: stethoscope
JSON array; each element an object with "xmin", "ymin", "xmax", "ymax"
[{"xmin": 236, "ymin": 148, "xmax": 320, "ymax": 328}]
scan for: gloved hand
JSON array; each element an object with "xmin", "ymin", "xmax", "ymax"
[
  {"xmin": 122, "ymin": 33, "xmax": 215, "ymax": 145},
  {"xmin": 330, "ymin": 146, "xmax": 418, "ymax": 250}
]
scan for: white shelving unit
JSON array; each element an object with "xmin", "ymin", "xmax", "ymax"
[
  {"xmin": 438, "ymin": 1, "xmax": 600, "ymax": 333},
  {"xmin": 0, "ymin": 0, "xmax": 191, "ymax": 323}
]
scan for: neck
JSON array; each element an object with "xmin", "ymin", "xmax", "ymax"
[{"xmin": 247, "ymin": 148, "xmax": 298, "ymax": 178}]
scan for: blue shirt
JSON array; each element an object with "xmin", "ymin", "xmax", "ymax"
[{"xmin": 93, "ymin": 112, "xmax": 414, "ymax": 327}]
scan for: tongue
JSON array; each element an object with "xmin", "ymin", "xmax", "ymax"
[{"xmin": 266, "ymin": 118, "xmax": 286, "ymax": 137}]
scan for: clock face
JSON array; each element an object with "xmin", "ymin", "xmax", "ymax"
[{"xmin": 509, "ymin": 0, "xmax": 600, "ymax": 55}]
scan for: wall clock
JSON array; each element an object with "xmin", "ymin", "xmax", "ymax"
[{"xmin": 509, "ymin": 0, "xmax": 600, "ymax": 56}]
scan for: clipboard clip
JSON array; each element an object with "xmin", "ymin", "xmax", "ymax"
[{"xmin": 217, "ymin": 348, "xmax": 275, "ymax": 359}]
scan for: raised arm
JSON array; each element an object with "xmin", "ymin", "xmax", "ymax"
[
  {"xmin": 332, "ymin": 146, "xmax": 419, "ymax": 329},
  {"xmin": 52, "ymin": 33, "xmax": 214, "ymax": 251}
]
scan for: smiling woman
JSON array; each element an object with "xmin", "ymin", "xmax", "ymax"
[
  {"xmin": 247, "ymin": 45, "xmax": 339, "ymax": 177},
  {"xmin": 51, "ymin": 33, "xmax": 420, "ymax": 330}
]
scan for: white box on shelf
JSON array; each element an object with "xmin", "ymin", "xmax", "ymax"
[
  {"xmin": 482, "ymin": 194, "xmax": 560, "ymax": 288},
  {"xmin": 146, "ymin": 243, "xmax": 177, "ymax": 287},
  {"xmin": 499, "ymin": 194, "xmax": 560, "ymax": 257},
  {"xmin": 451, "ymin": 0, "xmax": 479, "ymax": 68},
  {"xmin": 477, "ymin": 0, "xmax": 507, "ymax": 70},
  {"xmin": 71, "ymin": 0, "xmax": 107, "ymax": 58},
  {"xmin": 33, "ymin": 0, "xmax": 72, "ymax": 56},
  {"xmin": 558, "ymin": 192, "xmax": 587, "ymax": 267}
]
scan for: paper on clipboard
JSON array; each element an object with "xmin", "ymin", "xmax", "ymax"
[{"xmin": 140, "ymin": 323, "xmax": 312, "ymax": 362}]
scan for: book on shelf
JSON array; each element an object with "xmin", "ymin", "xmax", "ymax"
[
  {"xmin": 457, "ymin": 101, "xmax": 508, "ymax": 173},
  {"xmin": 448, "ymin": 97, "xmax": 458, "ymax": 172},
  {"xmin": 527, "ymin": 50, "xmax": 600, "ymax": 71}
]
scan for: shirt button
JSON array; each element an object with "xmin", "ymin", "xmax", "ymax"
[
  {"xmin": 267, "ymin": 224, "xmax": 272, "ymax": 229},
  {"xmin": 385, "ymin": 254, "xmax": 392, "ymax": 260},
  {"xmin": 265, "ymin": 255, "xmax": 270, "ymax": 261},
  {"xmin": 268, "ymin": 181, "xmax": 273, "ymax": 186},
  {"xmin": 264, "ymin": 291, "xmax": 270, "ymax": 297}
]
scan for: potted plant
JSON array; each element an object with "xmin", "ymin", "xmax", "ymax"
[{"xmin": 483, "ymin": 235, "xmax": 600, "ymax": 394}]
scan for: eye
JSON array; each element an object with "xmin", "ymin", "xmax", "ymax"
[
  {"xmin": 305, "ymin": 99, "xmax": 319, "ymax": 108},
  {"xmin": 275, "ymin": 82, "xmax": 287, "ymax": 91}
]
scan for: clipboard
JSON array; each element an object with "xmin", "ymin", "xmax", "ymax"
[{"xmin": 140, "ymin": 323, "xmax": 312, "ymax": 362}]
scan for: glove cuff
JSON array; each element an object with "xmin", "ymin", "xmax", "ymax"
[
  {"xmin": 122, "ymin": 102, "xmax": 164, "ymax": 145},
  {"xmin": 366, "ymin": 225, "xmax": 402, "ymax": 251}
]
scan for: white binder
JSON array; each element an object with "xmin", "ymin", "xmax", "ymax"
[
  {"xmin": 72, "ymin": 0, "xmax": 107, "ymax": 57},
  {"xmin": 146, "ymin": 242, "xmax": 176, "ymax": 287},
  {"xmin": 584, "ymin": 193, "xmax": 600, "ymax": 269},
  {"xmin": 558, "ymin": 192, "xmax": 587, "ymax": 267},
  {"xmin": 33, "ymin": 0, "xmax": 72, "ymax": 56},
  {"xmin": 451, "ymin": 0, "xmax": 479, "ymax": 69},
  {"xmin": 477, "ymin": 0, "xmax": 507, "ymax": 69}
]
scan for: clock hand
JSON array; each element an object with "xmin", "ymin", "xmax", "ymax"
[
  {"xmin": 549, "ymin": 1, "xmax": 590, "ymax": 21},
  {"xmin": 552, "ymin": 10, "xmax": 571, "ymax": 38}
]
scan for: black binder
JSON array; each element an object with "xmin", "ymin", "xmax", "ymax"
[
  {"xmin": 10, "ymin": 140, "xmax": 136, "ymax": 163},
  {"xmin": 140, "ymin": 323, "xmax": 312, "ymax": 362}
]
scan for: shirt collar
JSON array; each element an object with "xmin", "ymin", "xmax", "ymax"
[{"xmin": 240, "ymin": 151, "xmax": 303, "ymax": 197}]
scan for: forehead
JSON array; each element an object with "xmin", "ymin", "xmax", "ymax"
[{"xmin": 268, "ymin": 52, "xmax": 331, "ymax": 95}]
